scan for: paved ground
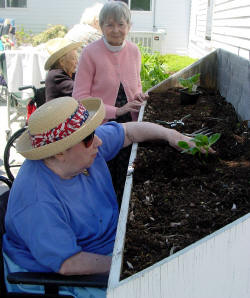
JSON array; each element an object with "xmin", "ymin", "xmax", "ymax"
[{"xmin": 0, "ymin": 92, "xmax": 24, "ymax": 194}]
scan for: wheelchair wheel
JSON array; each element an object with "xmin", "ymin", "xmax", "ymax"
[{"xmin": 4, "ymin": 127, "xmax": 26, "ymax": 182}]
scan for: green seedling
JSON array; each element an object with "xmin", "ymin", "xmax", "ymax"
[
  {"xmin": 178, "ymin": 73, "xmax": 200, "ymax": 93},
  {"xmin": 178, "ymin": 133, "xmax": 221, "ymax": 157}
]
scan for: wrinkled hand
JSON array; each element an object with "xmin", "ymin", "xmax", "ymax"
[
  {"xmin": 133, "ymin": 92, "xmax": 149, "ymax": 103},
  {"xmin": 168, "ymin": 130, "xmax": 216, "ymax": 154},
  {"xmin": 116, "ymin": 100, "xmax": 144, "ymax": 117}
]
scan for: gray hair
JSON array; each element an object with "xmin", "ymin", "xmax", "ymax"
[
  {"xmin": 99, "ymin": 1, "xmax": 131, "ymax": 28},
  {"xmin": 80, "ymin": 3, "xmax": 103, "ymax": 26}
]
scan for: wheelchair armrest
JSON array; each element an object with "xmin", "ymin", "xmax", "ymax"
[
  {"xmin": 0, "ymin": 176, "xmax": 12, "ymax": 188},
  {"xmin": 7, "ymin": 272, "xmax": 108, "ymax": 288}
]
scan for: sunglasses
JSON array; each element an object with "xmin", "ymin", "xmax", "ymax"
[{"xmin": 82, "ymin": 130, "xmax": 95, "ymax": 148}]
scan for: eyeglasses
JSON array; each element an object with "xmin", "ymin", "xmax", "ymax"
[{"xmin": 82, "ymin": 130, "xmax": 95, "ymax": 148}]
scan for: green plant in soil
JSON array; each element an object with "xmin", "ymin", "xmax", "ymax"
[
  {"xmin": 178, "ymin": 133, "xmax": 221, "ymax": 157},
  {"xmin": 178, "ymin": 73, "xmax": 200, "ymax": 93}
]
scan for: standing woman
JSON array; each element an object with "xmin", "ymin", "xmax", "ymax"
[
  {"xmin": 72, "ymin": 1, "xmax": 147, "ymax": 122},
  {"xmin": 45, "ymin": 38, "xmax": 81, "ymax": 101},
  {"xmin": 73, "ymin": 1, "xmax": 147, "ymax": 202}
]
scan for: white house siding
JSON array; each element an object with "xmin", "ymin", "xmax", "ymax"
[
  {"xmin": 189, "ymin": 0, "xmax": 250, "ymax": 59},
  {"xmin": 154, "ymin": 0, "xmax": 191, "ymax": 55},
  {"xmin": 130, "ymin": 11, "xmax": 153, "ymax": 31},
  {"xmin": 0, "ymin": 0, "xmax": 107, "ymax": 33},
  {"xmin": 130, "ymin": 0, "xmax": 191, "ymax": 55}
]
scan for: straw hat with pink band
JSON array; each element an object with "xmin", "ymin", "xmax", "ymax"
[{"xmin": 16, "ymin": 97, "xmax": 105, "ymax": 160}]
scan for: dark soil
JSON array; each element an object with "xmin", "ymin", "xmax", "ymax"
[{"xmin": 121, "ymin": 88, "xmax": 250, "ymax": 279}]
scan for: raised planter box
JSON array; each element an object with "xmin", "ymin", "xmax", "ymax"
[{"xmin": 107, "ymin": 49, "xmax": 250, "ymax": 298}]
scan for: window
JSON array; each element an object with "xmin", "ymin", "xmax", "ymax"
[
  {"xmin": 130, "ymin": 0, "xmax": 151, "ymax": 11},
  {"xmin": 114, "ymin": 0, "xmax": 151, "ymax": 11},
  {"xmin": 0, "ymin": 0, "xmax": 27, "ymax": 8}
]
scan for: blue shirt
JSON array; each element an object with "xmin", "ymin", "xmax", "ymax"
[{"xmin": 3, "ymin": 122, "xmax": 124, "ymax": 272}]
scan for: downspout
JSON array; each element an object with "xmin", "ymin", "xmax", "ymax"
[
  {"xmin": 187, "ymin": 0, "xmax": 192, "ymax": 50},
  {"xmin": 153, "ymin": 0, "xmax": 157, "ymax": 31}
]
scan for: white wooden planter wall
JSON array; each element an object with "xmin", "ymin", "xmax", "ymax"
[{"xmin": 107, "ymin": 49, "xmax": 250, "ymax": 298}]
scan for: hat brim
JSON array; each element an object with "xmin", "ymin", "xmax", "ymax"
[
  {"xmin": 44, "ymin": 41, "xmax": 82, "ymax": 70},
  {"xmin": 16, "ymin": 98, "xmax": 105, "ymax": 160}
]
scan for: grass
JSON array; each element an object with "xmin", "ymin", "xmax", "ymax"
[{"xmin": 160, "ymin": 54, "xmax": 197, "ymax": 74}]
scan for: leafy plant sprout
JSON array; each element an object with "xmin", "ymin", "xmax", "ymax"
[
  {"xmin": 178, "ymin": 73, "xmax": 200, "ymax": 93},
  {"xmin": 178, "ymin": 133, "xmax": 221, "ymax": 157}
]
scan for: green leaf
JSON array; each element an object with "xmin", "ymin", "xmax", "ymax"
[
  {"xmin": 178, "ymin": 73, "xmax": 200, "ymax": 93},
  {"xmin": 177, "ymin": 131, "xmax": 220, "ymax": 158},
  {"xmin": 178, "ymin": 78, "xmax": 189, "ymax": 88},
  {"xmin": 194, "ymin": 134, "xmax": 208, "ymax": 142},
  {"xmin": 189, "ymin": 147, "xmax": 199, "ymax": 155},
  {"xmin": 208, "ymin": 133, "xmax": 221, "ymax": 146},
  {"xmin": 180, "ymin": 149, "xmax": 190, "ymax": 154},
  {"xmin": 190, "ymin": 73, "xmax": 200, "ymax": 84},
  {"xmin": 178, "ymin": 141, "xmax": 190, "ymax": 149}
]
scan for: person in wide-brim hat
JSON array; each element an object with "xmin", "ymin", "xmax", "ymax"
[
  {"xmin": 44, "ymin": 38, "xmax": 82, "ymax": 102},
  {"xmin": 3, "ymin": 95, "xmax": 214, "ymax": 297},
  {"xmin": 44, "ymin": 37, "xmax": 82, "ymax": 71},
  {"xmin": 16, "ymin": 96, "xmax": 105, "ymax": 160}
]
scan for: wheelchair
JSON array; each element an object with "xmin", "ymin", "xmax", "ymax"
[
  {"xmin": 3, "ymin": 84, "xmax": 46, "ymax": 181},
  {"xmin": 0, "ymin": 176, "xmax": 108, "ymax": 297}
]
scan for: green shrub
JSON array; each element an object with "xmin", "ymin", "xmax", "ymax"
[
  {"xmin": 139, "ymin": 45, "xmax": 197, "ymax": 92},
  {"xmin": 15, "ymin": 25, "xmax": 33, "ymax": 46},
  {"xmin": 140, "ymin": 45, "xmax": 169, "ymax": 92},
  {"xmin": 15, "ymin": 24, "xmax": 68, "ymax": 47},
  {"xmin": 32, "ymin": 24, "xmax": 68, "ymax": 46}
]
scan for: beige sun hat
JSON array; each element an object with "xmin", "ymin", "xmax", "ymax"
[
  {"xmin": 44, "ymin": 37, "xmax": 82, "ymax": 70},
  {"xmin": 16, "ymin": 97, "xmax": 105, "ymax": 160}
]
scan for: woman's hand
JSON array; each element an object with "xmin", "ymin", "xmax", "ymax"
[
  {"xmin": 116, "ymin": 100, "xmax": 144, "ymax": 117},
  {"xmin": 122, "ymin": 122, "xmax": 217, "ymax": 154},
  {"xmin": 133, "ymin": 92, "xmax": 149, "ymax": 103},
  {"xmin": 168, "ymin": 130, "xmax": 216, "ymax": 154}
]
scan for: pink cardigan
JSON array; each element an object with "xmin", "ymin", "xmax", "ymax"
[{"xmin": 72, "ymin": 38, "xmax": 142, "ymax": 121}]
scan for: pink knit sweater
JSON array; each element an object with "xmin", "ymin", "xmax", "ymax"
[{"xmin": 72, "ymin": 38, "xmax": 142, "ymax": 121}]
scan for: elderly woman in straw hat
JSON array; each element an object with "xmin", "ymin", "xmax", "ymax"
[
  {"xmin": 45, "ymin": 38, "xmax": 82, "ymax": 101},
  {"xmin": 2, "ymin": 97, "xmax": 213, "ymax": 297}
]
